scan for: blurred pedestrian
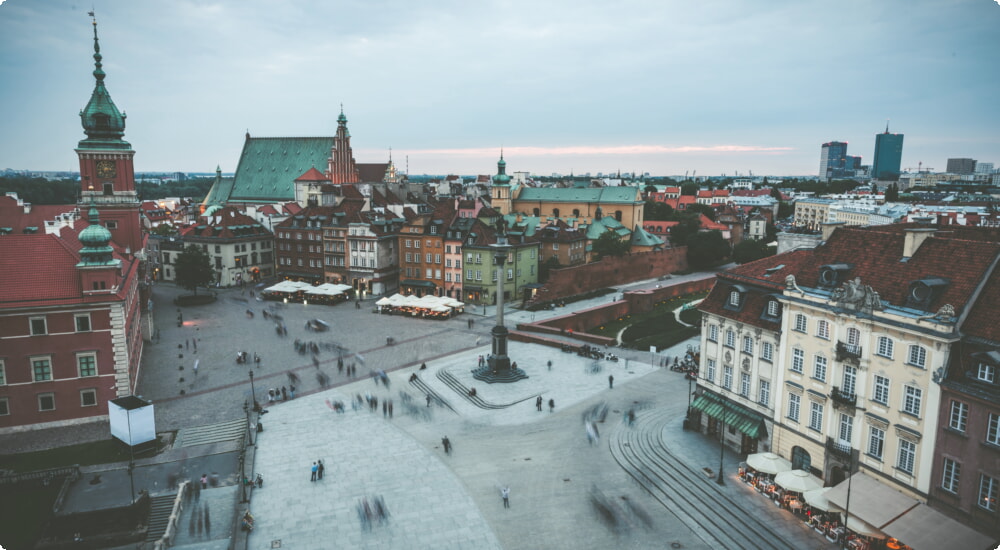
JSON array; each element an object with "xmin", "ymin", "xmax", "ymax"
[
  {"xmin": 501, "ymin": 486, "xmax": 510, "ymax": 509},
  {"xmin": 310, "ymin": 462, "xmax": 318, "ymax": 482},
  {"xmin": 548, "ymin": 398, "xmax": 555, "ymax": 413},
  {"xmin": 317, "ymin": 460, "xmax": 325, "ymax": 480},
  {"xmin": 442, "ymin": 436, "xmax": 451, "ymax": 455},
  {"xmin": 536, "ymin": 396, "xmax": 543, "ymax": 412},
  {"xmin": 608, "ymin": 374, "xmax": 614, "ymax": 389}
]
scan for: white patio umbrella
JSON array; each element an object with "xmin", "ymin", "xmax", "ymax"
[
  {"xmin": 746, "ymin": 452, "xmax": 793, "ymax": 475},
  {"xmin": 774, "ymin": 469, "xmax": 824, "ymax": 493},
  {"xmin": 803, "ymin": 488, "xmax": 843, "ymax": 512},
  {"xmin": 375, "ymin": 297, "xmax": 393, "ymax": 306}
]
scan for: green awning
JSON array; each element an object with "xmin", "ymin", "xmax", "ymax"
[
  {"xmin": 690, "ymin": 393, "xmax": 767, "ymax": 439},
  {"xmin": 400, "ymin": 279, "xmax": 437, "ymax": 288}
]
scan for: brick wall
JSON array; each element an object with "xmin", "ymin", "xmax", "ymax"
[{"xmin": 536, "ymin": 247, "xmax": 688, "ymax": 303}]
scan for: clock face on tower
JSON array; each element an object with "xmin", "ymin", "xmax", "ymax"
[{"xmin": 96, "ymin": 160, "xmax": 117, "ymax": 179}]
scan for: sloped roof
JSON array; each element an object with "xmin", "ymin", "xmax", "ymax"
[
  {"xmin": 295, "ymin": 167, "xmax": 329, "ymax": 182},
  {"xmin": 230, "ymin": 137, "xmax": 335, "ymax": 202},
  {"xmin": 962, "ymin": 265, "xmax": 1000, "ymax": 342},
  {"xmin": 516, "ymin": 186, "xmax": 640, "ymax": 204},
  {"xmin": 630, "ymin": 225, "xmax": 665, "ymax": 247},
  {"xmin": 718, "ymin": 225, "xmax": 1000, "ymax": 314},
  {"xmin": 358, "ymin": 163, "xmax": 389, "ymax": 183},
  {"xmin": 0, "ymin": 195, "xmax": 79, "ymax": 232},
  {"xmin": 181, "ymin": 206, "xmax": 272, "ymax": 239}
]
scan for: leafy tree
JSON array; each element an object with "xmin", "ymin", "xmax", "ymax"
[
  {"xmin": 686, "ymin": 203, "xmax": 717, "ymax": 221},
  {"xmin": 174, "ymin": 244, "xmax": 215, "ymax": 295},
  {"xmin": 732, "ymin": 239, "xmax": 773, "ymax": 264},
  {"xmin": 644, "ymin": 184, "xmax": 658, "ymax": 194},
  {"xmin": 884, "ymin": 183, "xmax": 899, "ymax": 202},
  {"xmin": 591, "ymin": 230, "xmax": 630, "ymax": 260},
  {"xmin": 151, "ymin": 224, "xmax": 178, "ymax": 236},
  {"xmin": 770, "ymin": 186, "xmax": 783, "ymax": 201},
  {"xmin": 0, "ymin": 176, "xmax": 78, "ymax": 204},
  {"xmin": 680, "ymin": 182, "xmax": 700, "ymax": 196},
  {"xmin": 777, "ymin": 201, "xmax": 794, "ymax": 219},
  {"xmin": 669, "ymin": 216, "xmax": 701, "ymax": 246},
  {"xmin": 686, "ymin": 230, "xmax": 731, "ymax": 269},
  {"xmin": 643, "ymin": 200, "xmax": 675, "ymax": 221},
  {"xmin": 765, "ymin": 222, "xmax": 778, "ymax": 242}
]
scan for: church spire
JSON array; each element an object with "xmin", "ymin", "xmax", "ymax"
[{"xmin": 79, "ymin": 11, "xmax": 129, "ymax": 150}]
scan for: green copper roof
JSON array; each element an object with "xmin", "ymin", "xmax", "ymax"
[
  {"xmin": 78, "ymin": 19, "xmax": 130, "ymax": 151},
  {"xmin": 203, "ymin": 172, "xmax": 235, "ymax": 207},
  {"xmin": 501, "ymin": 213, "xmax": 541, "ymax": 236},
  {"xmin": 492, "ymin": 153, "xmax": 511, "ymax": 185},
  {"xmin": 630, "ymin": 224, "xmax": 665, "ymax": 247},
  {"xmin": 77, "ymin": 204, "xmax": 117, "ymax": 266},
  {"xmin": 228, "ymin": 137, "xmax": 335, "ymax": 202},
  {"xmin": 517, "ymin": 186, "xmax": 641, "ymax": 204}
]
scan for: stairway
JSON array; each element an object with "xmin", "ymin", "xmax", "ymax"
[
  {"xmin": 173, "ymin": 418, "xmax": 247, "ymax": 448},
  {"xmin": 144, "ymin": 493, "xmax": 177, "ymax": 542}
]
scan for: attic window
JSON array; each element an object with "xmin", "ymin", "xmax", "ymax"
[
  {"xmin": 906, "ymin": 277, "xmax": 948, "ymax": 310},
  {"xmin": 724, "ymin": 284, "xmax": 748, "ymax": 312},
  {"xmin": 818, "ymin": 264, "xmax": 851, "ymax": 288}
]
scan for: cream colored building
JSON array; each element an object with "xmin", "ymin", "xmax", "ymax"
[{"xmin": 793, "ymin": 198, "xmax": 835, "ymax": 230}]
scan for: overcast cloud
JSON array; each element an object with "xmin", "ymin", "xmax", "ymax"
[{"xmin": 0, "ymin": 0, "xmax": 998, "ymax": 176}]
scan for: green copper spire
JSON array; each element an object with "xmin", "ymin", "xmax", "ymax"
[
  {"xmin": 77, "ymin": 202, "xmax": 117, "ymax": 266},
  {"xmin": 78, "ymin": 13, "xmax": 130, "ymax": 150},
  {"xmin": 492, "ymin": 149, "xmax": 511, "ymax": 185}
]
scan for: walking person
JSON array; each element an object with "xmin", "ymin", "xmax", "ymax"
[
  {"xmin": 317, "ymin": 460, "xmax": 324, "ymax": 480},
  {"xmin": 310, "ymin": 462, "xmax": 318, "ymax": 482},
  {"xmin": 608, "ymin": 374, "xmax": 614, "ymax": 389},
  {"xmin": 501, "ymin": 486, "xmax": 510, "ymax": 509},
  {"xmin": 548, "ymin": 398, "xmax": 555, "ymax": 413},
  {"xmin": 193, "ymin": 359, "xmax": 199, "ymax": 376},
  {"xmin": 536, "ymin": 396, "xmax": 543, "ymax": 412},
  {"xmin": 200, "ymin": 474, "xmax": 208, "ymax": 489},
  {"xmin": 442, "ymin": 436, "xmax": 451, "ymax": 455},
  {"xmin": 547, "ymin": 359, "xmax": 552, "ymax": 371}
]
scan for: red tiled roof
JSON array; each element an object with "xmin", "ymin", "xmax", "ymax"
[
  {"xmin": 182, "ymin": 207, "xmax": 271, "ymax": 238},
  {"xmin": 697, "ymin": 190, "xmax": 713, "ymax": 198},
  {"xmin": 0, "ymin": 195, "xmax": 78, "ymax": 232},
  {"xmin": 357, "ymin": 163, "xmax": 388, "ymax": 183},
  {"xmin": 257, "ymin": 205, "xmax": 279, "ymax": 216},
  {"xmin": 283, "ymin": 202, "xmax": 302, "ymax": 215},
  {"xmin": 341, "ymin": 184, "xmax": 365, "ymax": 200},
  {"xmin": 699, "ymin": 275, "xmax": 782, "ymax": 332},
  {"xmin": 295, "ymin": 167, "xmax": 329, "ymax": 182},
  {"xmin": 719, "ymin": 225, "xmax": 1000, "ymax": 313},
  {"xmin": 964, "ymin": 267, "xmax": 1000, "ymax": 342}
]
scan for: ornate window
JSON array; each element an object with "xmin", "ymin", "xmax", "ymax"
[
  {"xmin": 722, "ymin": 366, "xmax": 733, "ymax": 389},
  {"xmin": 740, "ymin": 373, "xmax": 751, "ymax": 397},
  {"xmin": 816, "ymin": 320, "xmax": 830, "ymax": 340},
  {"xmin": 705, "ymin": 359, "xmax": 716, "ymax": 383},
  {"xmin": 907, "ymin": 345, "xmax": 927, "ymax": 369},
  {"xmin": 758, "ymin": 380, "xmax": 770, "ymax": 406},
  {"xmin": 873, "ymin": 375, "xmax": 890, "ymax": 405},
  {"xmin": 897, "ymin": 439, "xmax": 916, "ymax": 474},
  {"xmin": 867, "ymin": 426, "xmax": 885, "ymax": 459},
  {"xmin": 838, "ymin": 413, "xmax": 853, "ymax": 444},
  {"xmin": 809, "ymin": 402, "xmax": 824, "ymax": 431},
  {"xmin": 846, "ymin": 327, "xmax": 861, "ymax": 346},
  {"xmin": 842, "ymin": 366, "xmax": 857, "ymax": 397},
  {"xmin": 725, "ymin": 329, "xmax": 735, "ymax": 348},
  {"xmin": 949, "ymin": 401, "xmax": 968, "ymax": 432},
  {"xmin": 794, "ymin": 314, "xmax": 807, "ymax": 333},
  {"xmin": 787, "ymin": 393, "xmax": 801, "ymax": 422},
  {"xmin": 903, "ymin": 386, "xmax": 922, "ymax": 417},
  {"xmin": 876, "ymin": 336, "xmax": 894, "ymax": 359},
  {"xmin": 791, "ymin": 349, "xmax": 804, "ymax": 373},
  {"xmin": 742, "ymin": 336, "xmax": 754, "ymax": 354},
  {"xmin": 762, "ymin": 342, "xmax": 773, "ymax": 362},
  {"xmin": 708, "ymin": 325, "xmax": 719, "ymax": 342},
  {"xmin": 766, "ymin": 300, "xmax": 781, "ymax": 318},
  {"xmin": 813, "ymin": 355, "xmax": 827, "ymax": 382}
]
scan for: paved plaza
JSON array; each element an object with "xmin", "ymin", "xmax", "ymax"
[{"xmin": 2, "ymin": 268, "xmax": 841, "ymax": 549}]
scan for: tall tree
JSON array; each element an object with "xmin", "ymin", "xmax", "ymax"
[
  {"xmin": 686, "ymin": 230, "xmax": 731, "ymax": 269},
  {"xmin": 591, "ymin": 230, "xmax": 630, "ymax": 260},
  {"xmin": 174, "ymin": 244, "xmax": 215, "ymax": 295},
  {"xmin": 680, "ymin": 182, "xmax": 700, "ymax": 196}
]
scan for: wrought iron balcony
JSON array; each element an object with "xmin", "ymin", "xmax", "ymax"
[
  {"xmin": 826, "ymin": 437, "xmax": 853, "ymax": 461},
  {"xmin": 830, "ymin": 386, "xmax": 857, "ymax": 408},
  {"xmin": 836, "ymin": 341, "xmax": 862, "ymax": 363}
]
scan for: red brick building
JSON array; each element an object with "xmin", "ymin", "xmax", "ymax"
[{"xmin": 0, "ymin": 20, "xmax": 146, "ymax": 432}]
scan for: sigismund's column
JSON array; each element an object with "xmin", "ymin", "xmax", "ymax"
[{"xmin": 472, "ymin": 219, "xmax": 527, "ymax": 383}]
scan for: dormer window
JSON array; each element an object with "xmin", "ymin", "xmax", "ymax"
[
  {"xmin": 724, "ymin": 284, "xmax": 748, "ymax": 312},
  {"xmin": 818, "ymin": 264, "xmax": 851, "ymax": 288},
  {"xmin": 977, "ymin": 363, "xmax": 996, "ymax": 383},
  {"xmin": 906, "ymin": 278, "xmax": 949, "ymax": 310},
  {"xmin": 761, "ymin": 297, "xmax": 782, "ymax": 322}
]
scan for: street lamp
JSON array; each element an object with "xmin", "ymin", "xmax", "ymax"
[
  {"xmin": 249, "ymin": 370, "xmax": 258, "ymax": 412},
  {"xmin": 716, "ymin": 395, "xmax": 727, "ymax": 486}
]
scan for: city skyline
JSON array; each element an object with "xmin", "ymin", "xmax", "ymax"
[{"xmin": 0, "ymin": 0, "xmax": 998, "ymax": 176}]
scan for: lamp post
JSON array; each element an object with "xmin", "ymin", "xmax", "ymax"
[
  {"xmin": 716, "ymin": 395, "xmax": 727, "ymax": 485},
  {"xmin": 249, "ymin": 370, "xmax": 257, "ymax": 412},
  {"xmin": 243, "ymin": 400, "xmax": 254, "ymax": 446},
  {"xmin": 239, "ymin": 451, "xmax": 248, "ymax": 503}
]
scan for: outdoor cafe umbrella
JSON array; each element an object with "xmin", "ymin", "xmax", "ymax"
[
  {"xmin": 774, "ymin": 469, "xmax": 824, "ymax": 493},
  {"xmin": 746, "ymin": 452, "xmax": 793, "ymax": 475},
  {"xmin": 803, "ymin": 487, "xmax": 843, "ymax": 513}
]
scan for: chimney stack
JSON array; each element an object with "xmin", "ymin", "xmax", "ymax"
[
  {"xmin": 820, "ymin": 222, "xmax": 844, "ymax": 242},
  {"xmin": 903, "ymin": 228, "xmax": 936, "ymax": 258}
]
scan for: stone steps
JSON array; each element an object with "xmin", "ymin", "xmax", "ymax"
[
  {"xmin": 144, "ymin": 493, "xmax": 177, "ymax": 542},
  {"xmin": 173, "ymin": 418, "xmax": 247, "ymax": 448}
]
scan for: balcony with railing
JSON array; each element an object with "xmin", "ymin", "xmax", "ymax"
[
  {"xmin": 836, "ymin": 341, "xmax": 862, "ymax": 364},
  {"xmin": 826, "ymin": 437, "xmax": 853, "ymax": 461},
  {"xmin": 830, "ymin": 386, "xmax": 857, "ymax": 409}
]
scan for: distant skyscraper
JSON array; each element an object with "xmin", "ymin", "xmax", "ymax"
[
  {"xmin": 871, "ymin": 123, "xmax": 904, "ymax": 180},
  {"xmin": 946, "ymin": 158, "xmax": 977, "ymax": 175},
  {"xmin": 819, "ymin": 141, "xmax": 848, "ymax": 181},
  {"xmin": 974, "ymin": 162, "xmax": 994, "ymax": 175}
]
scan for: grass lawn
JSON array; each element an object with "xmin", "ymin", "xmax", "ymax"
[{"xmin": 591, "ymin": 291, "xmax": 707, "ymax": 351}]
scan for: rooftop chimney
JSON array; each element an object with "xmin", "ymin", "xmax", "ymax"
[
  {"xmin": 820, "ymin": 222, "xmax": 844, "ymax": 242},
  {"xmin": 903, "ymin": 228, "xmax": 936, "ymax": 258}
]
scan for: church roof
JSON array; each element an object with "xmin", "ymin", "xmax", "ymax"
[
  {"xmin": 78, "ymin": 18, "xmax": 130, "ymax": 151},
  {"xmin": 295, "ymin": 167, "xmax": 329, "ymax": 182},
  {"xmin": 230, "ymin": 137, "xmax": 335, "ymax": 202},
  {"xmin": 630, "ymin": 225, "xmax": 665, "ymax": 248},
  {"xmin": 516, "ymin": 186, "xmax": 641, "ymax": 204}
]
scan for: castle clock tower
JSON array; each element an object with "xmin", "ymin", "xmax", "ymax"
[{"xmin": 76, "ymin": 15, "xmax": 142, "ymax": 255}]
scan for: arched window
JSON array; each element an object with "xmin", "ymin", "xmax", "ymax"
[
  {"xmin": 572, "ymin": 208, "xmax": 580, "ymax": 218},
  {"xmin": 615, "ymin": 210, "xmax": 623, "ymax": 221},
  {"xmin": 791, "ymin": 446, "xmax": 811, "ymax": 471},
  {"xmin": 532, "ymin": 208, "xmax": 540, "ymax": 217},
  {"xmin": 552, "ymin": 208, "xmax": 560, "ymax": 218}
]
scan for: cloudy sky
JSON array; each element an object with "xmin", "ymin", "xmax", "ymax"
[{"xmin": 1, "ymin": 0, "xmax": 998, "ymax": 177}]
